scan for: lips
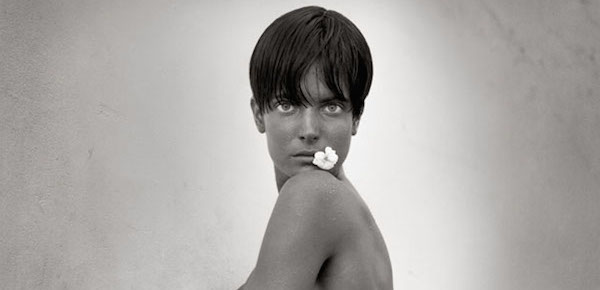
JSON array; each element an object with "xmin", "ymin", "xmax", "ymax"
[{"xmin": 293, "ymin": 150, "xmax": 318, "ymax": 157}]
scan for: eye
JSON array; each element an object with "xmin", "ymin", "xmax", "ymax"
[
  {"xmin": 276, "ymin": 102, "xmax": 295, "ymax": 113},
  {"xmin": 324, "ymin": 103, "xmax": 343, "ymax": 114}
]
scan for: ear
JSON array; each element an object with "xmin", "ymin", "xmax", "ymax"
[
  {"xmin": 352, "ymin": 117, "xmax": 360, "ymax": 136},
  {"xmin": 250, "ymin": 98, "xmax": 265, "ymax": 133}
]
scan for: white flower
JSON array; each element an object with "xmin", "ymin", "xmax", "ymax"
[{"xmin": 312, "ymin": 146, "xmax": 339, "ymax": 170}]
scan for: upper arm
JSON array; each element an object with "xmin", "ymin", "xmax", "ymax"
[{"xmin": 244, "ymin": 171, "xmax": 353, "ymax": 289}]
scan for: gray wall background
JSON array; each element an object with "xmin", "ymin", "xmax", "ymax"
[{"xmin": 1, "ymin": 0, "xmax": 599, "ymax": 289}]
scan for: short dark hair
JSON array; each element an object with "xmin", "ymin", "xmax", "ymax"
[{"xmin": 250, "ymin": 6, "xmax": 373, "ymax": 119}]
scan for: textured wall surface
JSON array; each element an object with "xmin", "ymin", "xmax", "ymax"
[{"xmin": 1, "ymin": 0, "xmax": 599, "ymax": 289}]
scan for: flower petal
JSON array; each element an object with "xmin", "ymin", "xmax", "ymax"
[
  {"xmin": 312, "ymin": 146, "xmax": 338, "ymax": 170},
  {"xmin": 325, "ymin": 147, "xmax": 334, "ymax": 154},
  {"xmin": 328, "ymin": 154, "xmax": 339, "ymax": 164},
  {"xmin": 314, "ymin": 151, "xmax": 326, "ymax": 160}
]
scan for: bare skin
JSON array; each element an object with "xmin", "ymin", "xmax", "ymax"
[
  {"xmin": 241, "ymin": 65, "xmax": 392, "ymax": 289},
  {"xmin": 240, "ymin": 169, "xmax": 392, "ymax": 290}
]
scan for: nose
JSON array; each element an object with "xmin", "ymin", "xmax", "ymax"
[{"xmin": 298, "ymin": 109, "xmax": 320, "ymax": 143}]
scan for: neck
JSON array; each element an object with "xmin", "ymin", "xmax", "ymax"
[{"xmin": 275, "ymin": 166, "xmax": 348, "ymax": 193}]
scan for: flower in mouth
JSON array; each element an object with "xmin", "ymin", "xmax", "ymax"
[{"xmin": 312, "ymin": 146, "xmax": 339, "ymax": 170}]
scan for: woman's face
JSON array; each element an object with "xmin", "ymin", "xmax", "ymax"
[{"xmin": 252, "ymin": 65, "xmax": 360, "ymax": 180}]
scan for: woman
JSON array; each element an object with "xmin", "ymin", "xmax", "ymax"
[{"xmin": 240, "ymin": 6, "xmax": 393, "ymax": 289}]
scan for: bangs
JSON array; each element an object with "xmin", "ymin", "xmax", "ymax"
[
  {"xmin": 275, "ymin": 61, "xmax": 349, "ymax": 109},
  {"xmin": 250, "ymin": 6, "xmax": 372, "ymax": 118}
]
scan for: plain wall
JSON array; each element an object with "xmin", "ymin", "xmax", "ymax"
[{"xmin": 1, "ymin": 0, "xmax": 599, "ymax": 289}]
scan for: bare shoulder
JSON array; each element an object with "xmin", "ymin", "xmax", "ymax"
[
  {"xmin": 244, "ymin": 171, "xmax": 359, "ymax": 289},
  {"xmin": 276, "ymin": 170, "xmax": 364, "ymax": 237},
  {"xmin": 245, "ymin": 170, "xmax": 391, "ymax": 289},
  {"xmin": 280, "ymin": 170, "xmax": 354, "ymax": 204},
  {"xmin": 278, "ymin": 171, "xmax": 360, "ymax": 220}
]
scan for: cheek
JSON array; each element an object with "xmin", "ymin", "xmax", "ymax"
[
  {"xmin": 266, "ymin": 131, "xmax": 283, "ymax": 154},
  {"xmin": 327, "ymin": 121, "xmax": 354, "ymax": 161},
  {"xmin": 264, "ymin": 118, "xmax": 294, "ymax": 160}
]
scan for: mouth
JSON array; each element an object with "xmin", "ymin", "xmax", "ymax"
[
  {"xmin": 292, "ymin": 155, "xmax": 315, "ymax": 162},
  {"xmin": 293, "ymin": 154, "xmax": 315, "ymax": 158},
  {"xmin": 293, "ymin": 150, "xmax": 318, "ymax": 157}
]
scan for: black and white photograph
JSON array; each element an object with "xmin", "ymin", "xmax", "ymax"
[{"xmin": 1, "ymin": 0, "xmax": 599, "ymax": 289}]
